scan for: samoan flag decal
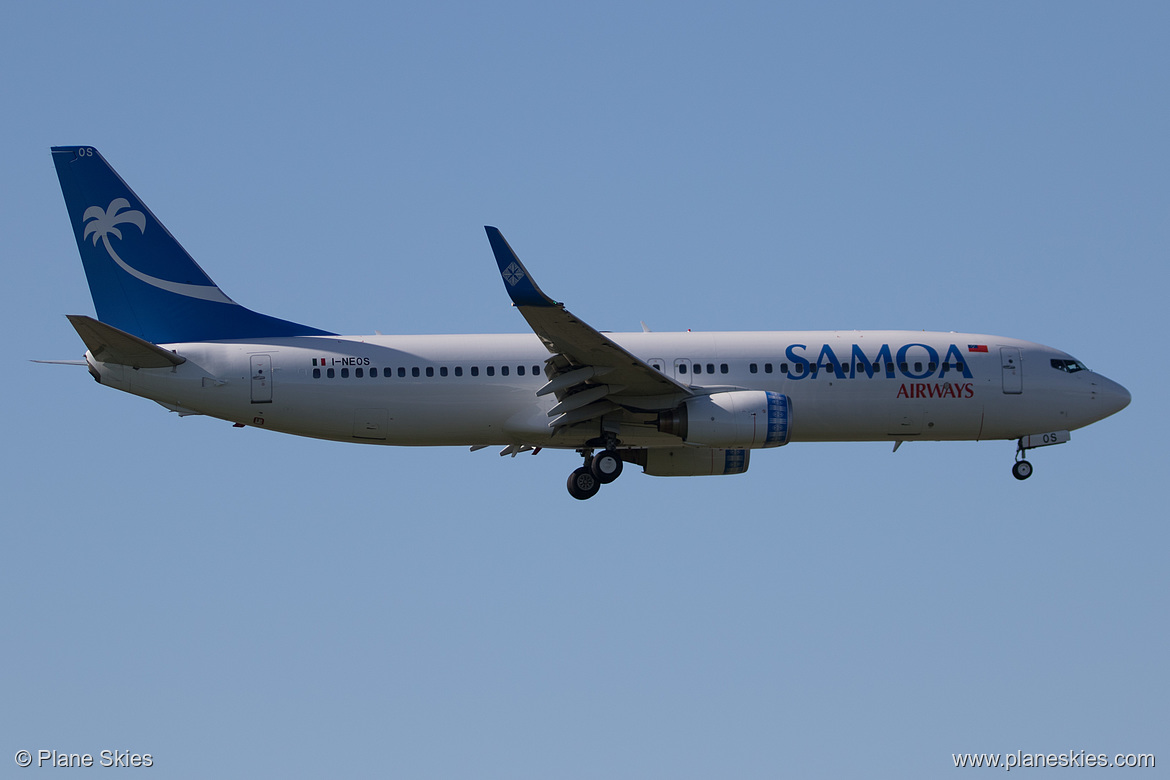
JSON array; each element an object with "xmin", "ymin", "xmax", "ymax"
[{"xmin": 968, "ymin": 344, "xmax": 988, "ymax": 353}]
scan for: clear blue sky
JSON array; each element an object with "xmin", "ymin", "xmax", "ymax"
[{"xmin": 2, "ymin": 3, "xmax": 1166, "ymax": 777}]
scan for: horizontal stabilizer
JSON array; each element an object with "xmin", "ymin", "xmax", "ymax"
[{"xmin": 66, "ymin": 314, "xmax": 186, "ymax": 368}]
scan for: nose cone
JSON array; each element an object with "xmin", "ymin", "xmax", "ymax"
[{"xmin": 1095, "ymin": 375, "xmax": 1131, "ymax": 419}]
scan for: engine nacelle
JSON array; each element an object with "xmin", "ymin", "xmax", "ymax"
[
  {"xmin": 656, "ymin": 391, "xmax": 791, "ymax": 449},
  {"xmin": 639, "ymin": 447, "xmax": 750, "ymax": 477}
]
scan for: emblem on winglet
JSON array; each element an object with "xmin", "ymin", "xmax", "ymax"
[{"xmin": 502, "ymin": 262, "xmax": 525, "ymax": 286}]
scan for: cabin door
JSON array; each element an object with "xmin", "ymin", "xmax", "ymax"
[
  {"xmin": 1000, "ymin": 347, "xmax": 1022, "ymax": 394},
  {"xmin": 250, "ymin": 355, "xmax": 273, "ymax": 403}
]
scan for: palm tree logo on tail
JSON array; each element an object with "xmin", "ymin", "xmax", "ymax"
[{"xmin": 82, "ymin": 198, "xmax": 235, "ymax": 304}]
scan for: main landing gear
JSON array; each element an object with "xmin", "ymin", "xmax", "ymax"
[{"xmin": 566, "ymin": 445, "xmax": 624, "ymax": 500}]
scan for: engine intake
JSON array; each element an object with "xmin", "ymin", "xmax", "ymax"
[{"xmin": 657, "ymin": 391, "xmax": 791, "ymax": 449}]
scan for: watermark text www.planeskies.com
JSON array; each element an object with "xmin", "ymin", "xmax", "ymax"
[{"xmin": 954, "ymin": 750, "xmax": 1154, "ymax": 771}]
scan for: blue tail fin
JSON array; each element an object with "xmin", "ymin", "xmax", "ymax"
[{"xmin": 52, "ymin": 146, "xmax": 334, "ymax": 343}]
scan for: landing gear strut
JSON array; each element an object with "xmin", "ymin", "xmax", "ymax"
[{"xmin": 566, "ymin": 444, "xmax": 623, "ymax": 500}]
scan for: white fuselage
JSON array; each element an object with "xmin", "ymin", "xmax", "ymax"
[{"xmin": 85, "ymin": 330, "xmax": 1131, "ymax": 450}]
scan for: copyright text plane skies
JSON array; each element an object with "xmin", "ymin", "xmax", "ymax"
[{"xmin": 49, "ymin": 146, "xmax": 1131, "ymax": 499}]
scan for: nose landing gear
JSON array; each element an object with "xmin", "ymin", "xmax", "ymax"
[
  {"xmin": 1012, "ymin": 458, "xmax": 1033, "ymax": 480},
  {"xmin": 1011, "ymin": 430, "xmax": 1071, "ymax": 480},
  {"xmin": 1013, "ymin": 437, "xmax": 1034, "ymax": 480}
]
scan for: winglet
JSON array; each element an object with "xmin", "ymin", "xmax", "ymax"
[{"xmin": 484, "ymin": 227, "xmax": 557, "ymax": 308}]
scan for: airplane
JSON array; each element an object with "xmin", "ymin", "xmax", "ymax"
[{"xmin": 48, "ymin": 146, "xmax": 1131, "ymax": 499}]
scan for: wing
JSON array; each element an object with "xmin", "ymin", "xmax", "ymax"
[{"xmin": 485, "ymin": 227, "xmax": 691, "ymax": 432}]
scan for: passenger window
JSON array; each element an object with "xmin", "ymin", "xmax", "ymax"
[
  {"xmin": 720, "ymin": 363, "xmax": 728, "ymax": 374},
  {"xmin": 327, "ymin": 368, "xmax": 335, "ymax": 378},
  {"xmin": 355, "ymin": 367, "xmax": 363, "ymax": 378},
  {"xmin": 383, "ymin": 367, "xmax": 392, "ymax": 377},
  {"xmin": 426, "ymin": 366, "xmax": 434, "ymax": 377},
  {"xmin": 707, "ymin": 363, "xmax": 715, "ymax": 374},
  {"xmin": 914, "ymin": 362, "xmax": 922, "ymax": 372},
  {"xmin": 313, "ymin": 368, "xmax": 321, "ymax": 379},
  {"xmin": 693, "ymin": 364, "xmax": 702, "ymax": 374},
  {"xmin": 532, "ymin": 365, "xmax": 540, "ymax": 375},
  {"xmin": 765, "ymin": 363, "xmax": 773, "ymax": 374},
  {"xmin": 517, "ymin": 365, "xmax": 525, "ymax": 376},
  {"xmin": 679, "ymin": 364, "xmax": 687, "ymax": 374},
  {"xmin": 398, "ymin": 367, "xmax": 406, "ymax": 378},
  {"xmin": 928, "ymin": 362, "xmax": 936, "ymax": 372},
  {"xmin": 749, "ymin": 363, "xmax": 758, "ymax": 374},
  {"xmin": 412, "ymin": 367, "xmax": 420, "ymax": 377},
  {"xmin": 501, "ymin": 366, "xmax": 509, "ymax": 376},
  {"xmin": 455, "ymin": 366, "xmax": 463, "ymax": 377},
  {"xmin": 887, "ymin": 362, "xmax": 895, "ymax": 373},
  {"xmin": 440, "ymin": 366, "xmax": 448, "ymax": 377},
  {"xmin": 956, "ymin": 362, "xmax": 964, "ymax": 372},
  {"xmin": 471, "ymin": 366, "xmax": 479, "ymax": 376},
  {"xmin": 341, "ymin": 368, "xmax": 349, "ymax": 378},
  {"xmin": 487, "ymin": 366, "xmax": 495, "ymax": 376},
  {"xmin": 872, "ymin": 362, "xmax": 879, "ymax": 373},
  {"xmin": 899, "ymin": 362, "xmax": 908, "ymax": 372}
]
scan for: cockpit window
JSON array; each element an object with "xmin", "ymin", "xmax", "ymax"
[{"xmin": 1051, "ymin": 358, "xmax": 1088, "ymax": 373}]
